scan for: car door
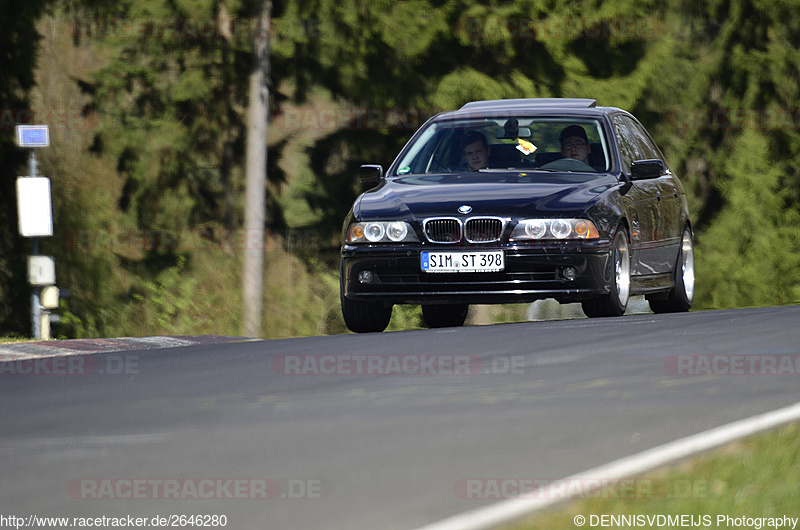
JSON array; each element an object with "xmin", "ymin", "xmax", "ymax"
[
  {"xmin": 626, "ymin": 116, "xmax": 681, "ymax": 273},
  {"xmin": 612, "ymin": 115, "xmax": 661, "ymax": 277}
]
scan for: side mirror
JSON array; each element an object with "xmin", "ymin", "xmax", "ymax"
[
  {"xmin": 630, "ymin": 159, "xmax": 666, "ymax": 180},
  {"xmin": 359, "ymin": 164, "xmax": 384, "ymax": 186}
]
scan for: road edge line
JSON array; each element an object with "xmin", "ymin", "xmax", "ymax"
[{"xmin": 414, "ymin": 401, "xmax": 800, "ymax": 530}]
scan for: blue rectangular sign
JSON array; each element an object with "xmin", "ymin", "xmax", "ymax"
[{"xmin": 16, "ymin": 125, "xmax": 50, "ymax": 147}]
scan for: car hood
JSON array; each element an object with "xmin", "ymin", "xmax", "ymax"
[{"xmin": 355, "ymin": 172, "xmax": 619, "ymax": 219}]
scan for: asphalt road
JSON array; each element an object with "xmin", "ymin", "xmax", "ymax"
[{"xmin": 2, "ymin": 306, "xmax": 799, "ymax": 529}]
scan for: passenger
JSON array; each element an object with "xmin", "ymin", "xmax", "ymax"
[
  {"xmin": 461, "ymin": 131, "xmax": 491, "ymax": 170},
  {"xmin": 560, "ymin": 125, "xmax": 591, "ymax": 164}
]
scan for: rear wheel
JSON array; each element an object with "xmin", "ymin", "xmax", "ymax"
[
  {"xmin": 649, "ymin": 226, "xmax": 694, "ymax": 313},
  {"xmin": 422, "ymin": 304, "xmax": 469, "ymax": 328},
  {"xmin": 341, "ymin": 293, "xmax": 392, "ymax": 333},
  {"xmin": 582, "ymin": 227, "xmax": 631, "ymax": 318}
]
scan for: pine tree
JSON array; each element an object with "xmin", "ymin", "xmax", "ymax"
[{"xmin": 696, "ymin": 130, "xmax": 800, "ymax": 308}]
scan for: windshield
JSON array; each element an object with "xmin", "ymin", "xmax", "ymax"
[{"xmin": 393, "ymin": 116, "xmax": 610, "ymax": 176}]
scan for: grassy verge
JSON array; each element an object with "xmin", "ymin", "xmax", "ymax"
[
  {"xmin": 502, "ymin": 421, "xmax": 800, "ymax": 529},
  {"xmin": 0, "ymin": 337, "xmax": 33, "ymax": 344}
]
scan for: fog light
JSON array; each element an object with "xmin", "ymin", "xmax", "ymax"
[
  {"xmin": 562, "ymin": 266, "xmax": 576, "ymax": 281},
  {"xmin": 358, "ymin": 270, "xmax": 375, "ymax": 284}
]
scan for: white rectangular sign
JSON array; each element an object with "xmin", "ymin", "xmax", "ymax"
[
  {"xmin": 28, "ymin": 255, "xmax": 56, "ymax": 286},
  {"xmin": 16, "ymin": 177, "xmax": 54, "ymax": 237}
]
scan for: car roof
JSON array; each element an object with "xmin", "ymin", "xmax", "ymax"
[
  {"xmin": 433, "ymin": 98, "xmax": 623, "ymax": 120},
  {"xmin": 460, "ymin": 98, "xmax": 598, "ymax": 110}
]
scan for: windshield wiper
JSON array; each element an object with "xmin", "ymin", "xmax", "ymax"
[{"xmin": 476, "ymin": 167, "xmax": 560, "ymax": 173}]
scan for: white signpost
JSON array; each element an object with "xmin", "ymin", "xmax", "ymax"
[
  {"xmin": 16, "ymin": 177, "xmax": 54, "ymax": 237},
  {"xmin": 15, "ymin": 125, "xmax": 55, "ymax": 339}
]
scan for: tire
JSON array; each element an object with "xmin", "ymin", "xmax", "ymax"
[
  {"xmin": 341, "ymin": 292, "xmax": 392, "ymax": 333},
  {"xmin": 649, "ymin": 226, "xmax": 694, "ymax": 313},
  {"xmin": 422, "ymin": 304, "xmax": 469, "ymax": 328},
  {"xmin": 582, "ymin": 226, "xmax": 631, "ymax": 318}
]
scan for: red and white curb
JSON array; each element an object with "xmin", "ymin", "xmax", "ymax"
[{"xmin": 0, "ymin": 335, "xmax": 259, "ymax": 361}]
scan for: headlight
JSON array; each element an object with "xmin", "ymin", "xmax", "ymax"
[
  {"xmin": 386, "ymin": 222, "xmax": 409, "ymax": 241},
  {"xmin": 551, "ymin": 219, "xmax": 572, "ymax": 239},
  {"xmin": 510, "ymin": 219, "xmax": 600, "ymax": 241},
  {"xmin": 346, "ymin": 221, "xmax": 418, "ymax": 243},
  {"xmin": 364, "ymin": 222, "xmax": 385, "ymax": 242},
  {"xmin": 524, "ymin": 219, "xmax": 547, "ymax": 239}
]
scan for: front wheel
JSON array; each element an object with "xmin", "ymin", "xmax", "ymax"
[
  {"xmin": 582, "ymin": 227, "xmax": 631, "ymax": 318},
  {"xmin": 422, "ymin": 304, "xmax": 469, "ymax": 328},
  {"xmin": 648, "ymin": 226, "xmax": 694, "ymax": 313},
  {"xmin": 341, "ymin": 294, "xmax": 392, "ymax": 333}
]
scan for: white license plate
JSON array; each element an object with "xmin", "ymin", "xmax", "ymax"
[{"xmin": 420, "ymin": 251, "xmax": 504, "ymax": 273}]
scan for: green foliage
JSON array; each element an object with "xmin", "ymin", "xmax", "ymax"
[
  {"xmin": 129, "ymin": 256, "xmax": 199, "ymax": 334},
  {"xmin": 695, "ymin": 130, "xmax": 800, "ymax": 308},
  {"xmin": 261, "ymin": 249, "xmax": 344, "ymax": 338},
  {"xmin": 387, "ymin": 305, "xmax": 424, "ymax": 332}
]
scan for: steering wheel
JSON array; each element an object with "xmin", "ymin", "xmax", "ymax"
[{"xmin": 539, "ymin": 157, "xmax": 596, "ymax": 172}]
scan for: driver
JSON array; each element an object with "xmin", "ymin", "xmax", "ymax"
[
  {"xmin": 462, "ymin": 131, "xmax": 491, "ymax": 170},
  {"xmin": 560, "ymin": 125, "xmax": 591, "ymax": 165}
]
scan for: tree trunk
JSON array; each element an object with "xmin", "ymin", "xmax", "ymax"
[
  {"xmin": 242, "ymin": 0, "xmax": 271, "ymax": 337},
  {"xmin": 219, "ymin": 2, "xmax": 234, "ymax": 231}
]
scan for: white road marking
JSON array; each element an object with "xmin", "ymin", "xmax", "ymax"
[{"xmin": 415, "ymin": 400, "xmax": 800, "ymax": 530}]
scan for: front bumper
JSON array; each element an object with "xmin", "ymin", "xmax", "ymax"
[{"xmin": 341, "ymin": 240, "xmax": 614, "ymax": 305}]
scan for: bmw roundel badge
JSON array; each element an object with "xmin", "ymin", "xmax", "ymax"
[{"xmin": 458, "ymin": 205, "xmax": 472, "ymax": 215}]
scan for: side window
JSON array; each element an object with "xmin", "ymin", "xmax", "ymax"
[
  {"xmin": 612, "ymin": 115, "xmax": 641, "ymax": 174},
  {"xmin": 624, "ymin": 116, "xmax": 660, "ymax": 161}
]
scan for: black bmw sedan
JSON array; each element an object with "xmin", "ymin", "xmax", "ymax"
[{"xmin": 340, "ymin": 98, "xmax": 694, "ymax": 332}]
